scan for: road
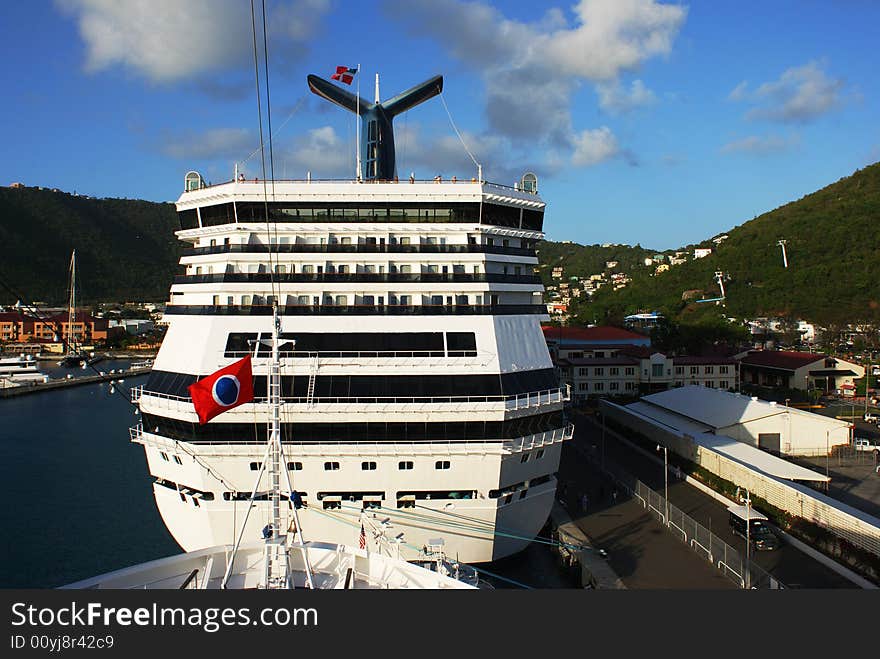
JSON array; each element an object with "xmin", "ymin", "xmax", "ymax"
[
  {"xmin": 557, "ymin": 441, "xmax": 736, "ymax": 589},
  {"xmin": 569, "ymin": 409, "xmax": 857, "ymax": 589}
]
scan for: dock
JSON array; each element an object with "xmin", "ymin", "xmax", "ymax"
[{"xmin": 0, "ymin": 367, "xmax": 152, "ymax": 398}]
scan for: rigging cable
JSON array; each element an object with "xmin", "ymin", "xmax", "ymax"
[
  {"xmin": 309, "ymin": 504, "xmax": 534, "ymax": 589},
  {"xmin": 249, "ymin": 0, "xmax": 278, "ymax": 304},
  {"xmin": 439, "ymin": 91, "xmax": 481, "ymax": 180}
]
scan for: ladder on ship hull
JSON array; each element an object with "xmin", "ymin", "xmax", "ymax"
[{"xmin": 305, "ymin": 354, "xmax": 319, "ymax": 408}]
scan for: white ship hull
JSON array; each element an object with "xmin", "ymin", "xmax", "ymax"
[{"xmin": 136, "ymin": 170, "xmax": 571, "ymax": 565}]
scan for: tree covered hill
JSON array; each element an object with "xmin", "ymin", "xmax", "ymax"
[
  {"xmin": 0, "ymin": 186, "xmax": 180, "ymax": 304},
  {"xmin": 555, "ymin": 162, "xmax": 880, "ymax": 326},
  {"xmin": 535, "ymin": 241, "xmax": 658, "ymax": 286}
]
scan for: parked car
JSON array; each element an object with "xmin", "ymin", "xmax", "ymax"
[
  {"xmin": 854, "ymin": 438, "xmax": 880, "ymax": 456},
  {"xmin": 728, "ymin": 505, "xmax": 780, "ymax": 551}
]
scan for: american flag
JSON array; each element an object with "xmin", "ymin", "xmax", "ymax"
[
  {"xmin": 331, "ymin": 65, "xmax": 357, "ymax": 85},
  {"xmin": 359, "ymin": 523, "xmax": 367, "ymax": 550}
]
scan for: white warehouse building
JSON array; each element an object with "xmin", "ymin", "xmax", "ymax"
[{"xmin": 631, "ymin": 386, "xmax": 852, "ymax": 456}]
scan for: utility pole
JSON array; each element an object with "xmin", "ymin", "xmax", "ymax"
[
  {"xmin": 715, "ymin": 271, "xmax": 726, "ymax": 300},
  {"xmin": 777, "ymin": 239, "xmax": 788, "ymax": 268}
]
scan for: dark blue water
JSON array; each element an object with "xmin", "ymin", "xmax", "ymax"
[
  {"xmin": 0, "ymin": 375, "xmax": 178, "ymax": 587},
  {"xmin": 0, "ymin": 374, "xmax": 574, "ymax": 588}
]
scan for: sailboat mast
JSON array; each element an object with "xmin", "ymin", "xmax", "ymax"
[{"xmin": 67, "ymin": 250, "xmax": 76, "ymax": 356}]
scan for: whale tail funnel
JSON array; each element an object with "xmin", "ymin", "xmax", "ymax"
[{"xmin": 307, "ymin": 73, "xmax": 443, "ymax": 181}]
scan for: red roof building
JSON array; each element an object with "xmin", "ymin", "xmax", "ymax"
[{"xmin": 737, "ymin": 350, "xmax": 864, "ymax": 393}]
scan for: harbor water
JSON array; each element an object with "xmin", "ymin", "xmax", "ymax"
[{"xmin": 0, "ymin": 373, "xmax": 575, "ymax": 588}]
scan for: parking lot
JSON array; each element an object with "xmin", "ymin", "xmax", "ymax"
[{"xmin": 794, "ymin": 451, "xmax": 880, "ymax": 519}]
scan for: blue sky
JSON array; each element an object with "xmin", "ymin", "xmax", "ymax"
[{"xmin": 2, "ymin": 1, "xmax": 877, "ymax": 249}]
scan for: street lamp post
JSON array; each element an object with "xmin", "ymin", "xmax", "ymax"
[
  {"xmin": 825, "ymin": 430, "xmax": 830, "ymax": 485},
  {"xmin": 657, "ymin": 444, "xmax": 668, "ymax": 525},
  {"xmin": 744, "ymin": 489, "xmax": 751, "ymax": 589}
]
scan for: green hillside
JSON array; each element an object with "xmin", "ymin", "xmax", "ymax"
[
  {"xmin": 535, "ymin": 241, "xmax": 657, "ymax": 286},
  {"xmin": 0, "ymin": 187, "xmax": 180, "ymax": 304},
  {"xmin": 561, "ymin": 162, "xmax": 880, "ymax": 326}
]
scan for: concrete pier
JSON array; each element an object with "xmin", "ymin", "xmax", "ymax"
[{"xmin": 0, "ymin": 367, "xmax": 151, "ymax": 398}]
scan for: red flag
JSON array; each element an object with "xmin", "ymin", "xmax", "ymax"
[
  {"xmin": 331, "ymin": 65, "xmax": 357, "ymax": 85},
  {"xmin": 188, "ymin": 356, "xmax": 254, "ymax": 424},
  {"xmin": 359, "ymin": 523, "xmax": 366, "ymax": 550}
]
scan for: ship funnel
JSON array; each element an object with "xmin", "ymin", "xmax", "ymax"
[{"xmin": 307, "ymin": 73, "xmax": 443, "ymax": 181}]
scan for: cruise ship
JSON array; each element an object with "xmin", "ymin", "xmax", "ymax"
[{"xmin": 131, "ymin": 72, "xmax": 572, "ymax": 564}]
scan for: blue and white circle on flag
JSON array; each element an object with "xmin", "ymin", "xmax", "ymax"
[{"xmin": 212, "ymin": 375, "xmax": 241, "ymax": 407}]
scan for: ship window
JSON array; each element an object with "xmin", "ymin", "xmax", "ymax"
[
  {"xmin": 192, "ymin": 498, "xmax": 200, "ymax": 507},
  {"xmin": 323, "ymin": 501, "xmax": 342, "ymax": 510},
  {"xmin": 520, "ymin": 453, "xmax": 530, "ymax": 463},
  {"xmin": 519, "ymin": 490, "xmax": 528, "ymax": 500},
  {"xmin": 287, "ymin": 462, "xmax": 303, "ymax": 471},
  {"xmin": 361, "ymin": 461, "xmax": 377, "ymax": 471},
  {"xmin": 324, "ymin": 462, "xmax": 340, "ymax": 471},
  {"xmin": 535, "ymin": 449, "xmax": 544, "ymax": 460},
  {"xmin": 398, "ymin": 461, "xmax": 413, "ymax": 470},
  {"xmin": 249, "ymin": 462, "xmax": 262, "ymax": 471},
  {"xmin": 173, "ymin": 455, "xmax": 183, "ymax": 465},
  {"xmin": 435, "ymin": 460, "xmax": 450, "ymax": 470},
  {"xmin": 160, "ymin": 452, "xmax": 169, "ymax": 461}
]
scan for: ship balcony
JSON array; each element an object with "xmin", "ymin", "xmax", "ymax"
[
  {"xmin": 131, "ymin": 384, "xmax": 570, "ymax": 417},
  {"xmin": 130, "ymin": 423, "xmax": 573, "ymax": 456},
  {"xmin": 172, "ymin": 272, "xmax": 543, "ymax": 285},
  {"xmin": 163, "ymin": 303, "xmax": 549, "ymax": 317},
  {"xmin": 181, "ymin": 243, "xmax": 538, "ymax": 257}
]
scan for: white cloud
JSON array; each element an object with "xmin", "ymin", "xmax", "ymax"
[
  {"xmin": 383, "ymin": 0, "xmax": 687, "ymax": 166},
  {"xmin": 56, "ymin": 0, "xmax": 330, "ymax": 83},
  {"xmin": 730, "ymin": 61, "xmax": 844, "ymax": 123},
  {"xmin": 160, "ymin": 127, "xmax": 255, "ymax": 160},
  {"xmin": 280, "ymin": 126, "xmax": 351, "ymax": 177},
  {"xmin": 571, "ymin": 126, "xmax": 619, "ymax": 166},
  {"xmin": 721, "ymin": 134, "xmax": 800, "ymax": 155},
  {"xmin": 597, "ymin": 79, "xmax": 656, "ymax": 114},
  {"xmin": 728, "ymin": 80, "xmax": 748, "ymax": 101}
]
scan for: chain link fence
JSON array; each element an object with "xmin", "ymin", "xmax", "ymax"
[{"xmin": 582, "ymin": 446, "xmax": 784, "ymax": 589}]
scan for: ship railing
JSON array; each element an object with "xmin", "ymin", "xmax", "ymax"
[
  {"xmin": 173, "ymin": 272, "xmax": 543, "ymax": 285},
  {"xmin": 181, "ymin": 243, "xmax": 537, "ymax": 257},
  {"xmin": 187, "ymin": 176, "xmax": 531, "ymax": 192},
  {"xmin": 219, "ymin": 349, "xmax": 494, "ymax": 370},
  {"xmin": 133, "ymin": 386, "xmax": 569, "ymax": 412},
  {"xmin": 130, "ymin": 424, "xmax": 574, "ymax": 456}
]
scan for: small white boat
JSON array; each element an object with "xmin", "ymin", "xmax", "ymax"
[{"xmin": 0, "ymin": 354, "xmax": 47, "ymax": 387}]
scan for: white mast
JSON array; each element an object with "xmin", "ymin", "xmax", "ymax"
[
  {"xmin": 220, "ymin": 303, "xmax": 314, "ymax": 589},
  {"xmin": 67, "ymin": 250, "xmax": 76, "ymax": 357},
  {"xmin": 355, "ymin": 63, "xmax": 361, "ymax": 182},
  {"xmin": 375, "ymin": 73, "xmax": 380, "ymax": 103}
]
